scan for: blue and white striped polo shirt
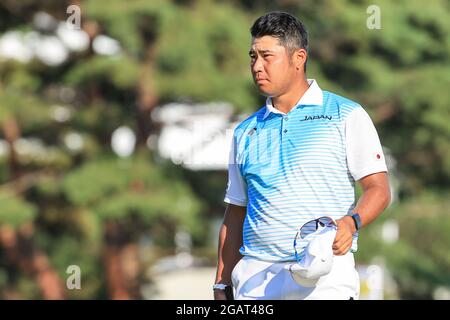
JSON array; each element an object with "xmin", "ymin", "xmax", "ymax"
[{"xmin": 224, "ymin": 79, "xmax": 388, "ymax": 262}]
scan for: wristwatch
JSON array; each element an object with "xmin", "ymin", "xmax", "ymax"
[
  {"xmin": 213, "ymin": 284, "xmax": 234, "ymax": 300},
  {"xmin": 350, "ymin": 213, "xmax": 362, "ymax": 231},
  {"xmin": 213, "ymin": 283, "xmax": 230, "ymax": 291}
]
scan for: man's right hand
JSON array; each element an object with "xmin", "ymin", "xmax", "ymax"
[{"xmin": 214, "ymin": 289, "xmax": 228, "ymax": 300}]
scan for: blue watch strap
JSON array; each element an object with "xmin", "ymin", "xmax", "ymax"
[{"xmin": 351, "ymin": 213, "xmax": 362, "ymax": 231}]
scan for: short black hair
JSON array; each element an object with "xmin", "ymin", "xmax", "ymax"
[{"xmin": 250, "ymin": 12, "xmax": 308, "ymax": 71}]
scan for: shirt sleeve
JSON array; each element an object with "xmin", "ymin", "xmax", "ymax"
[
  {"xmin": 345, "ymin": 107, "xmax": 388, "ymax": 181},
  {"xmin": 224, "ymin": 134, "xmax": 248, "ymax": 207}
]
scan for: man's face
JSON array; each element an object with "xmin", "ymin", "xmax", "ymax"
[{"xmin": 249, "ymin": 35, "xmax": 297, "ymax": 97}]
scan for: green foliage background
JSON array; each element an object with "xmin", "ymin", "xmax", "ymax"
[{"xmin": 0, "ymin": 0, "xmax": 448, "ymax": 299}]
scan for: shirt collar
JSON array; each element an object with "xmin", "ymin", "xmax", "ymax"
[{"xmin": 263, "ymin": 79, "xmax": 323, "ymax": 120}]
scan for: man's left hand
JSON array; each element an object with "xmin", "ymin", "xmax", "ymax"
[{"xmin": 333, "ymin": 216, "xmax": 356, "ymax": 255}]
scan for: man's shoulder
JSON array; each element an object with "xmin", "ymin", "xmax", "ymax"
[
  {"xmin": 233, "ymin": 106, "xmax": 266, "ymax": 134},
  {"xmin": 323, "ymin": 90, "xmax": 363, "ymax": 117}
]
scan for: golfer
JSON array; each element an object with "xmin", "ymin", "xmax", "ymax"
[{"xmin": 214, "ymin": 11, "xmax": 391, "ymax": 300}]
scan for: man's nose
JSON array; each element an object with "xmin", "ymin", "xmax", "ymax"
[{"xmin": 251, "ymin": 56, "xmax": 263, "ymax": 74}]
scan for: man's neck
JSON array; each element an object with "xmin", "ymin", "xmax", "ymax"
[{"xmin": 271, "ymin": 79, "xmax": 310, "ymax": 114}]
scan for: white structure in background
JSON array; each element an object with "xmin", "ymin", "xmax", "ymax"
[
  {"xmin": 153, "ymin": 102, "xmax": 243, "ymax": 171},
  {"xmin": 111, "ymin": 126, "xmax": 136, "ymax": 158},
  {"xmin": 56, "ymin": 22, "xmax": 89, "ymax": 52},
  {"xmin": 433, "ymin": 286, "xmax": 450, "ymax": 300},
  {"xmin": 0, "ymin": 140, "xmax": 9, "ymax": 157},
  {"xmin": 366, "ymin": 264, "xmax": 384, "ymax": 300},
  {"xmin": 357, "ymin": 264, "xmax": 385, "ymax": 300},
  {"xmin": 381, "ymin": 219, "xmax": 399, "ymax": 244},
  {"xmin": 33, "ymin": 35, "xmax": 69, "ymax": 66},
  {"xmin": 143, "ymin": 103, "xmax": 244, "ymax": 299},
  {"xmin": 51, "ymin": 105, "xmax": 72, "ymax": 123},
  {"xmin": 14, "ymin": 138, "xmax": 47, "ymax": 157},
  {"xmin": 383, "ymin": 146, "xmax": 399, "ymax": 206},
  {"xmin": 0, "ymin": 11, "xmax": 120, "ymax": 66},
  {"xmin": 92, "ymin": 35, "xmax": 122, "ymax": 56},
  {"xmin": 172, "ymin": 228, "xmax": 194, "ymax": 269},
  {"xmin": 144, "ymin": 227, "xmax": 214, "ymax": 299},
  {"xmin": 33, "ymin": 11, "xmax": 58, "ymax": 32},
  {"xmin": 0, "ymin": 31, "xmax": 34, "ymax": 63},
  {"xmin": 145, "ymin": 267, "xmax": 216, "ymax": 299},
  {"xmin": 0, "ymin": 30, "xmax": 69, "ymax": 66},
  {"xmin": 64, "ymin": 132, "xmax": 84, "ymax": 152}
]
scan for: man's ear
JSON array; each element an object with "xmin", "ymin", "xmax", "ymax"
[{"xmin": 293, "ymin": 48, "xmax": 307, "ymax": 71}]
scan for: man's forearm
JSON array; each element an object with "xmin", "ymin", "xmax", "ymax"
[
  {"xmin": 334, "ymin": 173, "xmax": 390, "ymax": 255},
  {"xmin": 353, "ymin": 175, "xmax": 391, "ymax": 229},
  {"xmin": 215, "ymin": 205, "xmax": 245, "ymax": 285}
]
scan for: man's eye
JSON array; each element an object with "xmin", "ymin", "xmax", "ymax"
[{"xmin": 264, "ymin": 54, "xmax": 272, "ymax": 58}]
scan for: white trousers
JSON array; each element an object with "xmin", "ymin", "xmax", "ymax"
[{"xmin": 231, "ymin": 253, "xmax": 360, "ymax": 300}]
